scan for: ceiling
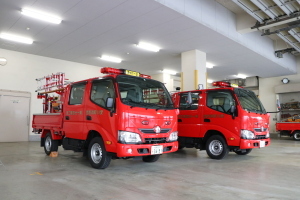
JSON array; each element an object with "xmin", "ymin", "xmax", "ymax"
[{"xmin": 0, "ymin": 0, "xmax": 298, "ymax": 81}]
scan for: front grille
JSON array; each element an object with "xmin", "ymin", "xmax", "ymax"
[
  {"xmin": 139, "ymin": 129, "xmax": 170, "ymax": 134},
  {"xmin": 254, "ymin": 128, "xmax": 267, "ymax": 132},
  {"xmin": 255, "ymin": 135, "xmax": 267, "ymax": 139},
  {"xmin": 144, "ymin": 137, "xmax": 167, "ymax": 144}
]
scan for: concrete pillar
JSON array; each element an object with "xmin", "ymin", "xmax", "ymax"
[
  {"xmin": 151, "ymin": 73, "xmax": 174, "ymax": 92},
  {"xmin": 181, "ymin": 49, "xmax": 207, "ymax": 91}
]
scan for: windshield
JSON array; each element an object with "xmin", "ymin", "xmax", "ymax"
[
  {"xmin": 116, "ymin": 75, "xmax": 174, "ymax": 110},
  {"xmin": 234, "ymin": 88, "xmax": 266, "ymax": 114}
]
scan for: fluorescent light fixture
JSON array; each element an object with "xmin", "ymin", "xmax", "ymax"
[
  {"xmin": 0, "ymin": 58, "xmax": 7, "ymax": 66},
  {"xmin": 0, "ymin": 33, "xmax": 33, "ymax": 44},
  {"xmin": 136, "ymin": 42, "xmax": 160, "ymax": 52},
  {"xmin": 162, "ymin": 69, "xmax": 177, "ymax": 75},
  {"xmin": 206, "ymin": 62, "xmax": 214, "ymax": 68},
  {"xmin": 21, "ymin": 8, "xmax": 62, "ymax": 24},
  {"xmin": 236, "ymin": 74, "xmax": 247, "ymax": 79},
  {"xmin": 207, "ymin": 79, "xmax": 213, "ymax": 83},
  {"xmin": 100, "ymin": 55, "xmax": 122, "ymax": 63}
]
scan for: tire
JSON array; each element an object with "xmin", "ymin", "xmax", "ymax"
[
  {"xmin": 234, "ymin": 149, "xmax": 252, "ymax": 155},
  {"xmin": 44, "ymin": 133, "xmax": 58, "ymax": 155},
  {"xmin": 293, "ymin": 131, "xmax": 300, "ymax": 141},
  {"xmin": 88, "ymin": 137, "xmax": 111, "ymax": 169},
  {"xmin": 206, "ymin": 135, "xmax": 229, "ymax": 160},
  {"xmin": 142, "ymin": 155, "xmax": 160, "ymax": 162}
]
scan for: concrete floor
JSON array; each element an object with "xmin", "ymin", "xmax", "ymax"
[{"xmin": 0, "ymin": 135, "xmax": 300, "ymax": 200}]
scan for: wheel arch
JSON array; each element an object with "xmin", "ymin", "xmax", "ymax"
[
  {"xmin": 84, "ymin": 130, "xmax": 102, "ymax": 149},
  {"xmin": 203, "ymin": 130, "xmax": 227, "ymax": 146}
]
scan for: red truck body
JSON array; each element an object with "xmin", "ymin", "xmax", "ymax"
[
  {"xmin": 32, "ymin": 68, "xmax": 178, "ymax": 169},
  {"xmin": 172, "ymin": 82, "xmax": 270, "ymax": 159},
  {"xmin": 276, "ymin": 122, "xmax": 300, "ymax": 141}
]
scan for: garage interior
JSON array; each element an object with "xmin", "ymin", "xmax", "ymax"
[{"xmin": 1, "ymin": 0, "xmax": 300, "ymax": 199}]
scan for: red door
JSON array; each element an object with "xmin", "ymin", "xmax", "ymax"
[
  {"xmin": 177, "ymin": 92, "xmax": 202, "ymax": 137},
  {"xmin": 63, "ymin": 82, "xmax": 87, "ymax": 139}
]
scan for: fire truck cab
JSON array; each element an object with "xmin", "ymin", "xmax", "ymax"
[
  {"xmin": 32, "ymin": 68, "xmax": 179, "ymax": 169},
  {"xmin": 172, "ymin": 81, "xmax": 270, "ymax": 159}
]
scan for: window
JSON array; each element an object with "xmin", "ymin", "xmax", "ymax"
[
  {"xmin": 234, "ymin": 88, "xmax": 266, "ymax": 114},
  {"xmin": 116, "ymin": 75, "xmax": 173, "ymax": 110},
  {"xmin": 69, "ymin": 83, "xmax": 86, "ymax": 105},
  {"xmin": 206, "ymin": 90, "xmax": 234, "ymax": 114},
  {"xmin": 179, "ymin": 92, "xmax": 200, "ymax": 110},
  {"xmin": 91, "ymin": 79, "xmax": 115, "ymax": 108}
]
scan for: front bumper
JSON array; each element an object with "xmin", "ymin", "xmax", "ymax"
[
  {"xmin": 239, "ymin": 138, "xmax": 270, "ymax": 149},
  {"xmin": 116, "ymin": 141, "xmax": 178, "ymax": 157}
]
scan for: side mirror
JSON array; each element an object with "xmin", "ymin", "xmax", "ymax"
[
  {"xmin": 187, "ymin": 92, "xmax": 193, "ymax": 105},
  {"xmin": 230, "ymin": 105, "xmax": 236, "ymax": 119},
  {"xmin": 106, "ymin": 97, "xmax": 114, "ymax": 108}
]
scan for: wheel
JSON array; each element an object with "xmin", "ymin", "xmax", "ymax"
[
  {"xmin": 44, "ymin": 133, "xmax": 58, "ymax": 155},
  {"xmin": 206, "ymin": 135, "xmax": 229, "ymax": 159},
  {"xmin": 234, "ymin": 149, "xmax": 252, "ymax": 155},
  {"xmin": 88, "ymin": 137, "xmax": 111, "ymax": 169},
  {"xmin": 293, "ymin": 131, "xmax": 300, "ymax": 141},
  {"xmin": 142, "ymin": 155, "xmax": 160, "ymax": 162}
]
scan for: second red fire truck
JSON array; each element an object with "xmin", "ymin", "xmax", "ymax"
[
  {"xmin": 32, "ymin": 68, "xmax": 179, "ymax": 169},
  {"xmin": 172, "ymin": 81, "xmax": 270, "ymax": 159}
]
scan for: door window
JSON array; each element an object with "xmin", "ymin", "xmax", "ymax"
[
  {"xmin": 69, "ymin": 83, "xmax": 86, "ymax": 105},
  {"xmin": 91, "ymin": 79, "xmax": 115, "ymax": 108},
  {"xmin": 206, "ymin": 90, "xmax": 234, "ymax": 114},
  {"xmin": 179, "ymin": 92, "xmax": 200, "ymax": 110}
]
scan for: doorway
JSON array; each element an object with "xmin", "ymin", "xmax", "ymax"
[{"xmin": 0, "ymin": 90, "xmax": 30, "ymax": 142}]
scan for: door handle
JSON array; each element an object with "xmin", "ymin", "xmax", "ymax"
[
  {"xmin": 65, "ymin": 116, "xmax": 70, "ymax": 120},
  {"xmin": 204, "ymin": 118, "xmax": 210, "ymax": 122},
  {"xmin": 86, "ymin": 115, "xmax": 92, "ymax": 120}
]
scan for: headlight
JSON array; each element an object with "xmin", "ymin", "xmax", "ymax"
[
  {"xmin": 118, "ymin": 131, "xmax": 142, "ymax": 144},
  {"xmin": 241, "ymin": 130, "xmax": 255, "ymax": 139},
  {"xmin": 168, "ymin": 131, "xmax": 178, "ymax": 142}
]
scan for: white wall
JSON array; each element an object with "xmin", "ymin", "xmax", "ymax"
[
  {"xmin": 259, "ymin": 57, "xmax": 300, "ymax": 133},
  {"xmin": 0, "ymin": 48, "xmax": 102, "ymax": 139}
]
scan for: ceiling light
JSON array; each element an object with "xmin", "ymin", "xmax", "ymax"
[
  {"xmin": 0, "ymin": 58, "xmax": 7, "ymax": 66},
  {"xmin": 0, "ymin": 33, "xmax": 33, "ymax": 44},
  {"xmin": 162, "ymin": 69, "xmax": 177, "ymax": 75},
  {"xmin": 206, "ymin": 62, "xmax": 214, "ymax": 68},
  {"xmin": 100, "ymin": 55, "xmax": 122, "ymax": 63},
  {"xmin": 136, "ymin": 42, "xmax": 160, "ymax": 52},
  {"xmin": 236, "ymin": 74, "xmax": 247, "ymax": 79},
  {"xmin": 21, "ymin": 8, "xmax": 62, "ymax": 24},
  {"xmin": 207, "ymin": 79, "xmax": 213, "ymax": 83}
]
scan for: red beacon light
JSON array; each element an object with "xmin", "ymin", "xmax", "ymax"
[
  {"xmin": 100, "ymin": 67, "xmax": 152, "ymax": 79},
  {"xmin": 100, "ymin": 67, "xmax": 123, "ymax": 74},
  {"xmin": 212, "ymin": 81, "xmax": 239, "ymax": 88}
]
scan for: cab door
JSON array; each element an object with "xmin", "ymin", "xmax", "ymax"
[
  {"xmin": 203, "ymin": 89, "xmax": 240, "ymax": 137},
  {"xmin": 85, "ymin": 78, "xmax": 117, "ymax": 145},
  {"xmin": 63, "ymin": 82, "xmax": 87, "ymax": 139},
  {"xmin": 177, "ymin": 92, "xmax": 202, "ymax": 137}
]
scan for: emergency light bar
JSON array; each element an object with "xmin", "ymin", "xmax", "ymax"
[
  {"xmin": 101, "ymin": 67, "xmax": 151, "ymax": 79},
  {"xmin": 212, "ymin": 81, "xmax": 239, "ymax": 88}
]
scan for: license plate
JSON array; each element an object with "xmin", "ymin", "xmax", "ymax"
[
  {"xmin": 260, "ymin": 140, "xmax": 265, "ymax": 148},
  {"xmin": 151, "ymin": 145, "xmax": 163, "ymax": 155},
  {"xmin": 125, "ymin": 70, "xmax": 140, "ymax": 77}
]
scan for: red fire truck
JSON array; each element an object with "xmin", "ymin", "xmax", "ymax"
[
  {"xmin": 32, "ymin": 68, "xmax": 179, "ymax": 169},
  {"xmin": 172, "ymin": 81, "xmax": 270, "ymax": 159}
]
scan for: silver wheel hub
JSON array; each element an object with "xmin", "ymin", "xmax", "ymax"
[
  {"xmin": 45, "ymin": 136, "xmax": 51, "ymax": 152},
  {"xmin": 91, "ymin": 143, "xmax": 102, "ymax": 164},
  {"xmin": 209, "ymin": 140, "xmax": 223, "ymax": 156},
  {"xmin": 294, "ymin": 133, "xmax": 300, "ymax": 139}
]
